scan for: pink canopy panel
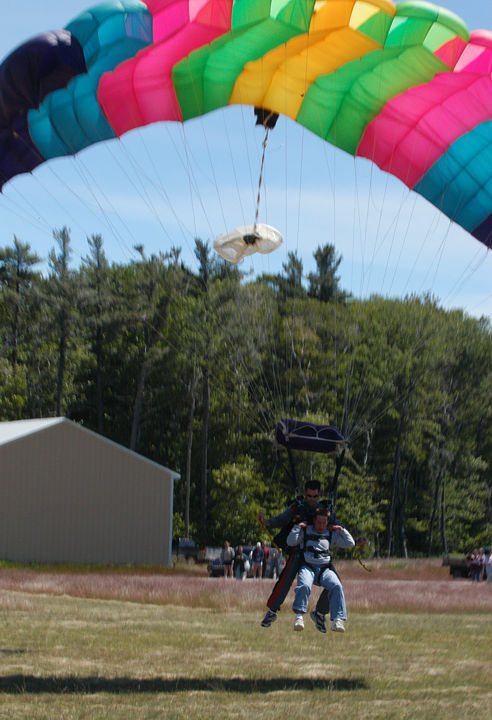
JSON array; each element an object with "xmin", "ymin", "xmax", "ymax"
[
  {"xmin": 98, "ymin": 0, "xmax": 233, "ymax": 131},
  {"xmin": 357, "ymin": 31, "xmax": 492, "ymax": 189}
]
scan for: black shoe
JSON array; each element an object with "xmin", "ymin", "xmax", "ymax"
[
  {"xmin": 261, "ymin": 609, "xmax": 277, "ymax": 627},
  {"xmin": 310, "ymin": 610, "xmax": 327, "ymax": 633}
]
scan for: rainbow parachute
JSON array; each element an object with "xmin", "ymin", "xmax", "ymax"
[{"xmin": 0, "ymin": 0, "xmax": 491, "ymax": 247}]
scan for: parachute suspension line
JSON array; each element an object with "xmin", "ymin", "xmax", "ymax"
[
  {"xmin": 197, "ymin": 115, "xmax": 229, "ymax": 235},
  {"xmin": 110, "ymin": 132, "xmax": 194, "ymax": 252},
  {"xmin": 67, "ymin": 157, "xmax": 138, "ymax": 262},
  {"xmin": 221, "ymin": 108, "xmax": 247, "ymax": 228},
  {"xmin": 344, "ymin": 297, "xmax": 444, "ymax": 444},
  {"xmin": 0, "ymin": 123, "xmax": 72, "ymax": 237},
  {"xmin": 3, "ymin": 182, "xmax": 55, "ymax": 235},
  {"xmin": 330, "ymin": 446, "xmax": 346, "ymax": 509},
  {"xmin": 48, "ymin": 130, "xmax": 140, "ymax": 263},
  {"xmin": 341, "ymin": 53, "xmax": 424, "ymax": 437},
  {"xmin": 32, "ymin": 159, "xmax": 132, "ymax": 265},
  {"xmin": 179, "ymin": 123, "xmax": 203, "ymax": 242},
  {"xmin": 319, "ymin": 115, "xmax": 340, "ymax": 428},
  {"xmin": 339, "ymin": 158, "xmax": 376, "ymax": 438},
  {"xmin": 361, "ymin": 154, "xmax": 391, "ymax": 296},
  {"xmin": 90, "ymin": 142, "xmax": 177, "ymax": 255},
  {"xmin": 175, "ymin": 50, "xmax": 230, "ymax": 250},
  {"xmin": 444, "ymin": 245, "xmax": 490, "ymax": 310},
  {"xmin": 253, "ymin": 126, "xmax": 270, "ymax": 235},
  {"xmin": 295, "ymin": 27, "xmax": 313, "ymax": 257},
  {"xmin": 239, "ymin": 107, "xmax": 260, "ymax": 218},
  {"xmin": 469, "ymin": 284, "xmax": 492, "ymax": 316},
  {"xmin": 225, "ymin": 125, "xmax": 285, "ymax": 434},
  {"xmin": 341, "ymin": 165, "xmax": 426, "ymax": 441},
  {"xmin": 261, "ymin": 450, "xmax": 279, "ymax": 508},
  {"xmin": 377, "ymin": 174, "xmax": 404, "ymax": 290},
  {"xmin": 287, "ymin": 446, "xmax": 300, "ymax": 496},
  {"xmin": 231, "ymin": 290, "xmax": 284, "ymax": 429},
  {"xmin": 395, "ymin": 193, "xmax": 432, "ymax": 297}
]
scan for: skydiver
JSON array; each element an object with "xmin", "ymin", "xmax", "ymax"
[
  {"xmin": 287, "ymin": 507, "xmax": 354, "ymax": 633},
  {"xmin": 258, "ymin": 479, "xmax": 337, "ymax": 627}
]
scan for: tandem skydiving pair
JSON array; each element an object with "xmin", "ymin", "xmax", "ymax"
[{"xmin": 259, "ymin": 479, "xmax": 355, "ymax": 634}]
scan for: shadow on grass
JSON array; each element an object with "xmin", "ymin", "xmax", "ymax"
[
  {"xmin": 0, "ymin": 675, "xmax": 368, "ymax": 694},
  {"xmin": 0, "ymin": 649, "xmax": 26, "ymax": 655}
]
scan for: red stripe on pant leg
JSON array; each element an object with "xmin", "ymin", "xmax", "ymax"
[{"xmin": 267, "ymin": 552, "xmax": 297, "ymax": 610}]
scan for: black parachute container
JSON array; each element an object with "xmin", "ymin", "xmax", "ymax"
[{"xmin": 275, "ymin": 419, "xmax": 347, "ymax": 506}]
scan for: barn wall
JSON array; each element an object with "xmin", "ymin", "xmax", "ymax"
[{"xmin": 0, "ymin": 421, "xmax": 175, "ymax": 565}]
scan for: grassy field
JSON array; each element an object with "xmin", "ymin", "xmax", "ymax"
[{"xmin": 0, "ymin": 560, "xmax": 491, "ymax": 719}]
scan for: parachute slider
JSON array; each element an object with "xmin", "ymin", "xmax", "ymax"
[
  {"xmin": 213, "ymin": 223, "xmax": 283, "ymax": 264},
  {"xmin": 254, "ymin": 107, "xmax": 279, "ymax": 129},
  {"xmin": 275, "ymin": 419, "xmax": 347, "ymax": 455}
]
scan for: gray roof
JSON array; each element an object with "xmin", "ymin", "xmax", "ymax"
[
  {"xmin": 0, "ymin": 417, "xmax": 180, "ymax": 479},
  {"xmin": 0, "ymin": 417, "xmax": 63, "ymax": 446}
]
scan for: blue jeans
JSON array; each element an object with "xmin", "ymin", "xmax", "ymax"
[{"xmin": 293, "ymin": 564, "xmax": 347, "ymax": 621}]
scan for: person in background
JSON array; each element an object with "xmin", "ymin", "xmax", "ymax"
[
  {"xmin": 261, "ymin": 541, "xmax": 270, "ymax": 578},
  {"xmin": 251, "ymin": 542, "xmax": 264, "ymax": 579},
  {"xmin": 469, "ymin": 548, "xmax": 483, "ymax": 582},
  {"xmin": 485, "ymin": 548, "xmax": 492, "ymax": 584},
  {"xmin": 221, "ymin": 540, "xmax": 235, "ymax": 578},
  {"xmin": 233, "ymin": 545, "xmax": 247, "ymax": 580},
  {"xmin": 268, "ymin": 547, "xmax": 283, "ymax": 579}
]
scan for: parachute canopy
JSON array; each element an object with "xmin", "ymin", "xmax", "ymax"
[
  {"xmin": 1, "ymin": 0, "xmax": 491, "ymax": 247},
  {"xmin": 276, "ymin": 419, "xmax": 346, "ymax": 455}
]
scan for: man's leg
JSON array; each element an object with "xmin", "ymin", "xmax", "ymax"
[
  {"xmin": 261, "ymin": 551, "xmax": 303, "ymax": 627},
  {"xmin": 266, "ymin": 551, "xmax": 303, "ymax": 612}
]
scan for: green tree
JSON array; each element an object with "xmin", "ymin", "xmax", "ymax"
[
  {"xmin": 47, "ymin": 227, "xmax": 78, "ymax": 416},
  {"xmin": 0, "ymin": 237, "xmax": 41, "ymax": 417},
  {"xmin": 308, "ymin": 243, "xmax": 345, "ymax": 302},
  {"xmin": 77, "ymin": 234, "xmax": 117, "ymax": 433},
  {"xmin": 0, "ymin": 237, "xmax": 40, "ymax": 375},
  {"xmin": 208, "ymin": 456, "xmax": 267, "ymax": 545}
]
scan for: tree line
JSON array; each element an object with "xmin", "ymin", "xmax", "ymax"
[{"xmin": 1, "ymin": 229, "xmax": 491, "ymax": 557}]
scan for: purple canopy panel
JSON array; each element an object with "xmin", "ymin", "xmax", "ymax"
[
  {"xmin": 0, "ymin": 30, "xmax": 86, "ymax": 126},
  {"xmin": 0, "ymin": 115, "xmax": 44, "ymax": 188},
  {"xmin": 0, "ymin": 30, "xmax": 87, "ymax": 188},
  {"xmin": 275, "ymin": 419, "xmax": 346, "ymax": 455},
  {"xmin": 472, "ymin": 215, "xmax": 492, "ymax": 249}
]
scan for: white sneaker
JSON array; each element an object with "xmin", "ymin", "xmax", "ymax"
[
  {"xmin": 294, "ymin": 614, "xmax": 304, "ymax": 631},
  {"xmin": 330, "ymin": 618, "xmax": 345, "ymax": 632}
]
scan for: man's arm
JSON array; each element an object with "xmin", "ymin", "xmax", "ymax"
[{"xmin": 259, "ymin": 504, "xmax": 297, "ymax": 529}]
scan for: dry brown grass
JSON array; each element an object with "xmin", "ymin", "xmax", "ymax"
[{"xmin": 0, "ymin": 559, "xmax": 490, "ymax": 614}]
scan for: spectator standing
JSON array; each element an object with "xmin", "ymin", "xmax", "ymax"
[
  {"xmin": 269, "ymin": 547, "xmax": 284, "ymax": 579},
  {"xmin": 469, "ymin": 549, "xmax": 483, "ymax": 582},
  {"xmin": 233, "ymin": 545, "xmax": 247, "ymax": 580},
  {"xmin": 221, "ymin": 540, "xmax": 235, "ymax": 578},
  {"xmin": 261, "ymin": 541, "xmax": 270, "ymax": 578},
  {"xmin": 485, "ymin": 548, "xmax": 492, "ymax": 584},
  {"xmin": 251, "ymin": 542, "xmax": 264, "ymax": 579}
]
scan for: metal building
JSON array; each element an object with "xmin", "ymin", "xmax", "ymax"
[{"xmin": 0, "ymin": 418, "xmax": 179, "ymax": 565}]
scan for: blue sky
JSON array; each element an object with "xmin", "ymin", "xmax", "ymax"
[{"xmin": 0, "ymin": 1, "xmax": 491, "ymax": 319}]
